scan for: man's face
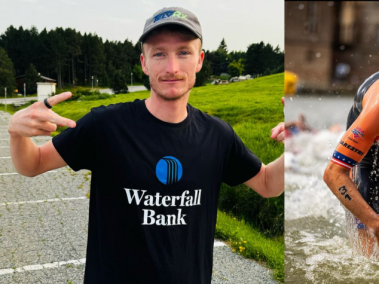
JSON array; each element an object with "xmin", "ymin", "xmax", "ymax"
[{"xmin": 140, "ymin": 31, "xmax": 204, "ymax": 101}]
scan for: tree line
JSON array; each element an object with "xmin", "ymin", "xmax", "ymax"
[{"xmin": 0, "ymin": 26, "xmax": 283, "ymax": 94}]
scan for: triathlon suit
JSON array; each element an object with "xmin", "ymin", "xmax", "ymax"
[{"xmin": 331, "ymin": 72, "xmax": 379, "ymax": 228}]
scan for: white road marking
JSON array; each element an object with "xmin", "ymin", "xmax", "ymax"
[
  {"xmin": 0, "ymin": 241, "xmax": 223, "ymax": 275},
  {"xmin": 0, "ymin": 258, "xmax": 87, "ymax": 275},
  {"xmin": 0, "ymin": 269, "xmax": 14, "ymax": 276},
  {"xmin": 0, "ymin": 196, "xmax": 87, "ymax": 206},
  {"xmin": 0, "ymin": 146, "xmax": 9, "ymax": 148},
  {"xmin": 0, "ymin": 157, "xmax": 11, "ymax": 159}
]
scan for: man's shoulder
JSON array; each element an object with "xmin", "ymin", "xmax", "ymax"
[
  {"xmin": 90, "ymin": 99, "xmax": 143, "ymax": 118},
  {"xmin": 189, "ymin": 104, "xmax": 233, "ymax": 134}
]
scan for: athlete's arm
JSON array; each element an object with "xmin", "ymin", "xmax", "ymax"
[
  {"xmin": 244, "ymin": 97, "xmax": 285, "ymax": 197},
  {"xmin": 324, "ymin": 80, "xmax": 379, "ymax": 241},
  {"xmin": 8, "ymin": 92, "xmax": 75, "ymax": 177}
]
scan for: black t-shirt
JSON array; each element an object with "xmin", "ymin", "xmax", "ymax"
[{"xmin": 52, "ymin": 99, "xmax": 261, "ymax": 284}]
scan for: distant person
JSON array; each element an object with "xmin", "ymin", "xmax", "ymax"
[
  {"xmin": 285, "ymin": 113, "xmax": 342, "ymax": 137},
  {"xmin": 285, "ymin": 113, "xmax": 312, "ymax": 137},
  {"xmin": 324, "ymin": 72, "xmax": 379, "ymax": 258},
  {"xmin": 8, "ymin": 7, "xmax": 284, "ymax": 283}
]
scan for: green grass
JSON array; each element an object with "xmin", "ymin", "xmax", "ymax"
[
  {"xmin": 0, "ymin": 101, "xmax": 36, "ymax": 114},
  {"xmin": 215, "ymin": 209, "xmax": 284, "ymax": 283}
]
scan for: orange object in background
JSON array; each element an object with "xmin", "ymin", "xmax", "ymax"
[{"xmin": 285, "ymin": 71, "xmax": 298, "ymax": 95}]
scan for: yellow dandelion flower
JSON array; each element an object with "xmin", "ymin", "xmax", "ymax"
[
  {"xmin": 243, "ymin": 241, "xmax": 247, "ymax": 243},
  {"xmin": 232, "ymin": 249, "xmax": 235, "ymax": 252}
]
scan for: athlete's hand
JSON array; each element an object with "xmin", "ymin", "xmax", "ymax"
[
  {"xmin": 270, "ymin": 97, "xmax": 285, "ymax": 144},
  {"xmin": 8, "ymin": 92, "xmax": 76, "ymax": 137}
]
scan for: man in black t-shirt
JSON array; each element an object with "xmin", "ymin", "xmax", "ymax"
[{"xmin": 8, "ymin": 7, "xmax": 284, "ymax": 284}]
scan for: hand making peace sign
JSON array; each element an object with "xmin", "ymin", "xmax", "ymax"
[{"xmin": 8, "ymin": 92, "xmax": 76, "ymax": 137}]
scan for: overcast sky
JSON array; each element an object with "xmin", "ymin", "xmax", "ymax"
[{"xmin": 0, "ymin": 0, "xmax": 284, "ymax": 52}]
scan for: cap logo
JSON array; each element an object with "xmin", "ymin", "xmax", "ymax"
[
  {"xmin": 153, "ymin": 10, "xmax": 187, "ymax": 23},
  {"xmin": 172, "ymin": 11, "xmax": 187, "ymax": 19}
]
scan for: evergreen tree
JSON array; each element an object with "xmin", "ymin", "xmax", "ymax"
[
  {"xmin": 245, "ymin": 42, "xmax": 284, "ymax": 76},
  {"xmin": 195, "ymin": 58, "xmax": 212, "ymax": 87},
  {"xmin": 245, "ymin": 42, "xmax": 265, "ymax": 75},
  {"xmin": 111, "ymin": 70, "xmax": 128, "ymax": 94},
  {"xmin": 24, "ymin": 63, "xmax": 41, "ymax": 94},
  {"xmin": 48, "ymin": 28, "xmax": 68, "ymax": 89},
  {"xmin": 132, "ymin": 64, "xmax": 143, "ymax": 82},
  {"xmin": 229, "ymin": 51, "xmax": 246, "ymax": 63},
  {"xmin": 218, "ymin": 38, "xmax": 228, "ymax": 53},
  {"xmin": 0, "ymin": 47, "xmax": 16, "ymax": 96},
  {"xmin": 64, "ymin": 28, "xmax": 82, "ymax": 85},
  {"xmin": 142, "ymin": 74, "xmax": 150, "ymax": 91},
  {"xmin": 213, "ymin": 38, "xmax": 230, "ymax": 75}
]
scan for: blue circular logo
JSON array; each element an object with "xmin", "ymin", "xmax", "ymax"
[{"xmin": 156, "ymin": 156, "xmax": 183, "ymax": 185}]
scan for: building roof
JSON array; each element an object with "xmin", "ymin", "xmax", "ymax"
[{"xmin": 15, "ymin": 75, "xmax": 56, "ymax": 82}]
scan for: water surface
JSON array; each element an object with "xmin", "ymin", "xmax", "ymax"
[{"xmin": 285, "ymin": 95, "xmax": 379, "ymax": 283}]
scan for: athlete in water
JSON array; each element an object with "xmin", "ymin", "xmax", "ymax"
[{"xmin": 324, "ymin": 72, "xmax": 379, "ymax": 258}]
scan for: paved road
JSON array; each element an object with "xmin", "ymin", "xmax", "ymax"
[
  {"xmin": 0, "ymin": 110, "xmax": 276, "ymax": 284},
  {"xmin": 0, "ymin": 97, "xmax": 37, "ymax": 105}
]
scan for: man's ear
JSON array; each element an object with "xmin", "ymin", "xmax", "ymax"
[
  {"xmin": 196, "ymin": 50, "xmax": 205, "ymax": 73},
  {"xmin": 140, "ymin": 53, "xmax": 149, "ymax": 76}
]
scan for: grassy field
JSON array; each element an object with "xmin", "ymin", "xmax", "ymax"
[{"xmin": 1, "ymin": 73, "xmax": 284, "ymax": 282}]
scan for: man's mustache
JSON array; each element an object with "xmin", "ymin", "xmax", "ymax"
[{"xmin": 159, "ymin": 75, "xmax": 185, "ymax": 81}]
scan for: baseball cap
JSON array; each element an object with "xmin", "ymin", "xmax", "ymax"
[{"xmin": 139, "ymin": 7, "xmax": 202, "ymax": 43}]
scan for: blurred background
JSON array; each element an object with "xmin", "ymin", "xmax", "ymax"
[
  {"xmin": 286, "ymin": 1, "xmax": 379, "ymax": 93},
  {"xmin": 285, "ymin": 1, "xmax": 379, "ymax": 283}
]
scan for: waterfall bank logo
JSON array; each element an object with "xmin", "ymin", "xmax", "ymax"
[{"xmin": 156, "ymin": 156, "xmax": 183, "ymax": 185}]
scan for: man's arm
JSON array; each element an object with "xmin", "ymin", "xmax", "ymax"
[
  {"xmin": 244, "ymin": 154, "xmax": 284, "ymax": 198},
  {"xmin": 8, "ymin": 92, "xmax": 75, "ymax": 177}
]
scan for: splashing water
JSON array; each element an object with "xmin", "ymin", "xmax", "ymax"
[
  {"xmin": 286, "ymin": 130, "xmax": 379, "ymax": 283},
  {"xmin": 345, "ymin": 208, "xmax": 379, "ymax": 261}
]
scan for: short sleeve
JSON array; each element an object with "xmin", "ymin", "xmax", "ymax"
[
  {"xmin": 52, "ymin": 111, "xmax": 96, "ymax": 171},
  {"xmin": 222, "ymin": 130, "xmax": 262, "ymax": 187}
]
